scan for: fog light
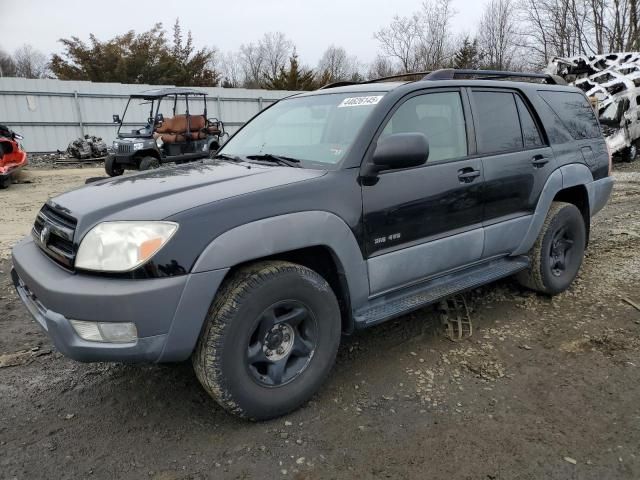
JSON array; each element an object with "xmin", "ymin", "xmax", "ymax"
[{"xmin": 70, "ymin": 320, "xmax": 138, "ymax": 343}]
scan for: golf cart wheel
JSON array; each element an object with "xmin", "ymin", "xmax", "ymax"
[
  {"xmin": 139, "ymin": 156, "xmax": 160, "ymax": 171},
  {"xmin": 193, "ymin": 261, "xmax": 341, "ymax": 420},
  {"xmin": 0, "ymin": 175, "xmax": 11, "ymax": 189},
  {"xmin": 516, "ymin": 202, "xmax": 586, "ymax": 295},
  {"xmin": 104, "ymin": 156, "xmax": 124, "ymax": 177}
]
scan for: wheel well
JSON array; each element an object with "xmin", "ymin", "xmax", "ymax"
[
  {"xmin": 209, "ymin": 141, "xmax": 220, "ymax": 150},
  {"xmin": 230, "ymin": 246, "xmax": 353, "ymax": 334},
  {"xmin": 553, "ymin": 185, "xmax": 590, "ymax": 245}
]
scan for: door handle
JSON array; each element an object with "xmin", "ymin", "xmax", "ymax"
[
  {"xmin": 531, "ymin": 155, "xmax": 549, "ymax": 167},
  {"xmin": 457, "ymin": 168, "xmax": 481, "ymax": 183}
]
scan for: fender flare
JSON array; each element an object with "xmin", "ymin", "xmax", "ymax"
[
  {"xmin": 513, "ymin": 163, "xmax": 593, "ymax": 255},
  {"xmin": 192, "ymin": 211, "xmax": 370, "ymax": 309}
]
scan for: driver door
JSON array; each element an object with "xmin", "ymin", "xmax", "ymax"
[{"xmin": 362, "ymin": 89, "xmax": 485, "ymax": 295}]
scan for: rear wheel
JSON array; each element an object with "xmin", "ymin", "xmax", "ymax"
[
  {"xmin": 139, "ymin": 156, "xmax": 160, "ymax": 171},
  {"xmin": 516, "ymin": 202, "xmax": 586, "ymax": 295},
  {"xmin": 193, "ymin": 261, "xmax": 341, "ymax": 420},
  {"xmin": 0, "ymin": 175, "xmax": 11, "ymax": 189},
  {"xmin": 104, "ymin": 156, "xmax": 124, "ymax": 177}
]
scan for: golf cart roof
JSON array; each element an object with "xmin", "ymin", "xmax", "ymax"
[{"xmin": 130, "ymin": 88, "xmax": 207, "ymax": 99}]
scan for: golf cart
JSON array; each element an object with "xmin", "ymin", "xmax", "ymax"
[{"xmin": 106, "ymin": 88, "xmax": 225, "ymax": 177}]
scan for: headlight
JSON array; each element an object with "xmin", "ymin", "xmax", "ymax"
[
  {"xmin": 133, "ymin": 142, "xmax": 144, "ymax": 151},
  {"xmin": 112, "ymin": 141, "xmax": 119, "ymax": 149},
  {"xmin": 75, "ymin": 221, "xmax": 178, "ymax": 272}
]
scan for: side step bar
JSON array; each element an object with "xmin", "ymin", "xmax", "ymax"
[{"xmin": 353, "ymin": 256, "xmax": 529, "ymax": 328}]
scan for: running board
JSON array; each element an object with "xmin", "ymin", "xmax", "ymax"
[{"xmin": 354, "ymin": 256, "xmax": 529, "ymax": 328}]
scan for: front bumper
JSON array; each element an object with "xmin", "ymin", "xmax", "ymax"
[{"xmin": 11, "ymin": 236, "xmax": 228, "ymax": 363}]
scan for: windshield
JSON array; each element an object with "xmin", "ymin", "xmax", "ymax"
[
  {"xmin": 118, "ymin": 98, "xmax": 157, "ymax": 138},
  {"xmin": 220, "ymin": 92, "xmax": 386, "ymax": 166}
]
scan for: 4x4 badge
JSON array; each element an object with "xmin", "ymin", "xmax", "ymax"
[{"xmin": 40, "ymin": 225, "xmax": 50, "ymax": 246}]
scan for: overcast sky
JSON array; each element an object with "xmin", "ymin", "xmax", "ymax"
[{"xmin": 3, "ymin": 0, "xmax": 489, "ymax": 66}]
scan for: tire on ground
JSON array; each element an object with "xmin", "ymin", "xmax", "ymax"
[
  {"xmin": 193, "ymin": 261, "xmax": 341, "ymax": 420},
  {"xmin": 104, "ymin": 155, "xmax": 124, "ymax": 177},
  {"xmin": 516, "ymin": 201, "xmax": 586, "ymax": 295},
  {"xmin": 139, "ymin": 156, "xmax": 160, "ymax": 171}
]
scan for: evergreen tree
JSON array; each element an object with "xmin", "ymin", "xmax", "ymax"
[
  {"xmin": 453, "ymin": 37, "xmax": 481, "ymax": 69},
  {"xmin": 264, "ymin": 52, "xmax": 317, "ymax": 90}
]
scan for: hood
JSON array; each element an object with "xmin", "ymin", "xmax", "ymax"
[{"xmin": 48, "ymin": 160, "xmax": 326, "ymax": 234}]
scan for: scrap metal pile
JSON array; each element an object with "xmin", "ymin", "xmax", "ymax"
[
  {"xmin": 66, "ymin": 135, "xmax": 108, "ymax": 160},
  {"xmin": 547, "ymin": 52, "xmax": 640, "ymax": 161}
]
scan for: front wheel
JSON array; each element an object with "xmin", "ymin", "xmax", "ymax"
[
  {"xmin": 193, "ymin": 261, "xmax": 341, "ymax": 420},
  {"xmin": 139, "ymin": 156, "xmax": 160, "ymax": 171},
  {"xmin": 516, "ymin": 202, "xmax": 586, "ymax": 295},
  {"xmin": 104, "ymin": 155, "xmax": 124, "ymax": 177}
]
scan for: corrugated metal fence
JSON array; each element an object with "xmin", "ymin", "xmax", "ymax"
[{"xmin": 0, "ymin": 78, "xmax": 298, "ymax": 152}]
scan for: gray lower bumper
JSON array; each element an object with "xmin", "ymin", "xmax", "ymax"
[
  {"xmin": 11, "ymin": 237, "xmax": 228, "ymax": 363},
  {"xmin": 587, "ymin": 176, "xmax": 614, "ymax": 217}
]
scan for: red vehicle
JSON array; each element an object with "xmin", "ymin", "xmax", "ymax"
[{"xmin": 0, "ymin": 125, "xmax": 27, "ymax": 189}]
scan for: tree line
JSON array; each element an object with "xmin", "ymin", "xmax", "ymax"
[{"xmin": 1, "ymin": 0, "xmax": 639, "ymax": 89}]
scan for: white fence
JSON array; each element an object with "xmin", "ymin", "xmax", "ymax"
[{"xmin": 0, "ymin": 78, "xmax": 298, "ymax": 152}]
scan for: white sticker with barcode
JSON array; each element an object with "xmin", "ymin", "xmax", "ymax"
[{"xmin": 338, "ymin": 96, "xmax": 384, "ymax": 108}]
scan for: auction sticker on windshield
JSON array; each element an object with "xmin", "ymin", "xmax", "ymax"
[{"xmin": 338, "ymin": 96, "xmax": 384, "ymax": 108}]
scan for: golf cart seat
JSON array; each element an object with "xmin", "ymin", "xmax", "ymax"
[
  {"xmin": 155, "ymin": 114, "xmax": 206, "ymax": 134},
  {"xmin": 153, "ymin": 131, "xmax": 209, "ymax": 144}
]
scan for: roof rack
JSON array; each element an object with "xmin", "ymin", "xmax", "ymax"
[
  {"xmin": 318, "ymin": 71, "xmax": 433, "ymax": 90},
  {"xmin": 423, "ymin": 69, "xmax": 567, "ymax": 85}
]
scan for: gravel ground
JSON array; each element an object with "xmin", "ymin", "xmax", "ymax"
[{"xmin": 0, "ymin": 163, "xmax": 639, "ymax": 480}]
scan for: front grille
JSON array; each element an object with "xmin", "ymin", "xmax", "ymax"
[
  {"xmin": 32, "ymin": 204, "xmax": 77, "ymax": 269},
  {"xmin": 118, "ymin": 143, "xmax": 133, "ymax": 154}
]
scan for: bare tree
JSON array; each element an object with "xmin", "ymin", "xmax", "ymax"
[
  {"xmin": 478, "ymin": 0, "xmax": 519, "ymax": 70},
  {"xmin": 0, "ymin": 48, "xmax": 17, "ymax": 77},
  {"xmin": 317, "ymin": 45, "xmax": 361, "ymax": 82},
  {"xmin": 367, "ymin": 55, "xmax": 396, "ymax": 79},
  {"xmin": 13, "ymin": 44, "xmax": 49, "ymax": 78},
  {"xmin": 239, "ymin": 42, "xmax": 265, "ymax": 88},
  {"xmin": 219, "ymin": 51, "xmax": 243, "ymax": 88},
  {"xmin": 374, "ymin": 0, "xmax": 456, "ymax": 73},
  {"xmin": 260, "ymin": 32, "xmax": 294, "ymax": 78}
]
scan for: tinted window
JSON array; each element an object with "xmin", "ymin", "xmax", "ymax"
[
  {"xmin": 538, "ymin": 91, "xmax": 601, "ymax": 139},
  {"xmin": 473, "ymin": 91, "xmax": 522, "ymax": 153},
  {"xmin": 381, "ymin": 92, "xmax": 467, "ymax": 162},
  {"xmin": 515, "ymin": 95, "xmax": 544, "ymax": 148}
]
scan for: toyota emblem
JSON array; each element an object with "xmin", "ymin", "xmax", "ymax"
[{"xmin": 40, "ymin": 225, "xmax": 50, "ymax": 245}]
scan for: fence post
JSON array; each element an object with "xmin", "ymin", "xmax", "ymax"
[{"xmin": 73, "ymin": 90, "xmax": 85, "ymax": 138}]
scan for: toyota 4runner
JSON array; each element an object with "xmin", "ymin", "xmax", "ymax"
[{"xmin": 12, "ymin": 69, "xmax": 614, "ymax": 420}]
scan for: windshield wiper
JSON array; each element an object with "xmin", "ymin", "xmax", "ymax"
[
  {"xmin": 246, "ymin": 153, "xmax": 301, "ymax": 168},
  {"xmin": 213, "ymin": 153, "xmax": 242, "ymax": 162}
]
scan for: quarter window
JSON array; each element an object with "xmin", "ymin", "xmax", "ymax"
[
  {"xmin": 538, "ymin": 91, "xmax": 601, "ymax": 139},
  {"xmin": 515, "ymin": 95, "xmax": 544, "ymax": 148},
  {"xmin": 381, "ymin": 92, "xmax": 467, "ymax": 162},
  {"xmin": 473, "ymin": 91, "xmax": 523, "ymax": 154}
]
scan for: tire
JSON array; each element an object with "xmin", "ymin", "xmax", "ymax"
[
  {"xmin": 193, "ymin": 261, "xmax": 341, "ymax": 420},
  {"xmin": 0, "ymin": 175, "xmax": 11, "ymax": 189},
  {"xmin": 139, "ymin": 156, "xmax": 160, "ymax": 171},
  {"xmin": 516, "ymin": 202, "xmax": 586, "ymax": 295},
  {"xmin": 104, "ymin": 155, "xmax": 124, "ymax": 177}
]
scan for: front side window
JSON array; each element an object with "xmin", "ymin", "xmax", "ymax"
[
  {"xmin": 221, "ymin": 92, "xmax": 386, "ymax": 167},
  {"xmin": 381, "ymin": 91, "xmax": 468, "ymax": 162},
  {"xmin": 473, "ymin": 91, "xmax": 523, "ymax": 154}
]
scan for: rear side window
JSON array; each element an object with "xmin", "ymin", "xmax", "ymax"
[
  {"xmin": 473, "ymin": 91, "xmax": 522, "ymax": 154},
  {"xmin": 515, "ymin": 96, "xmax": 544, "ymax": 148},
  {"xmin": 538, "ymin": 91, "xmax": 601, "ymax": 139}
]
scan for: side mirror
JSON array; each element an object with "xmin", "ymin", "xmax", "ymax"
[
  {"xmin": 113, "ymin": 114, "xmax": 121, "ymax": 124},
  {"xmin": 371, "ymin": 133, "xmax": 429, "ymax": 171}
]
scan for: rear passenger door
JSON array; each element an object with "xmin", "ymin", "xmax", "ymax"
[{"xmin": 469, "ymin": 89, "xmax": 556, "ymax": 258}]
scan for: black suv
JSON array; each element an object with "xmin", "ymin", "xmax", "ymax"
[{"xmin": 12, "ymin": 69, "xmax": 613, "ymax": 420}]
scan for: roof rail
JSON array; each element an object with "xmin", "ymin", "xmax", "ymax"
[
  {"xmin": 423, "ymin": 68, "xmax": 567, "ymax": 85},
  {"xmin": 318, "ymin": 71, "xmax": 433, "ymax": 90}
]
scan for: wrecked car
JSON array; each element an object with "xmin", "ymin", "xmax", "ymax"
[
  {"xmin": 11, "ymin": 69, "xmax": 613, "ymax": 420},
  {"xmin": 548, "ymin": 52, "xmax": 640, "ymax": 161},
  {"xmin": 0, "ymin": 125, "xmax": 27, "ymax": 189}
]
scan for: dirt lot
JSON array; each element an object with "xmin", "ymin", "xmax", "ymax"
[{"xmin": 1, "ymin": 163, "xmax": 639, "ymax": 480}]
